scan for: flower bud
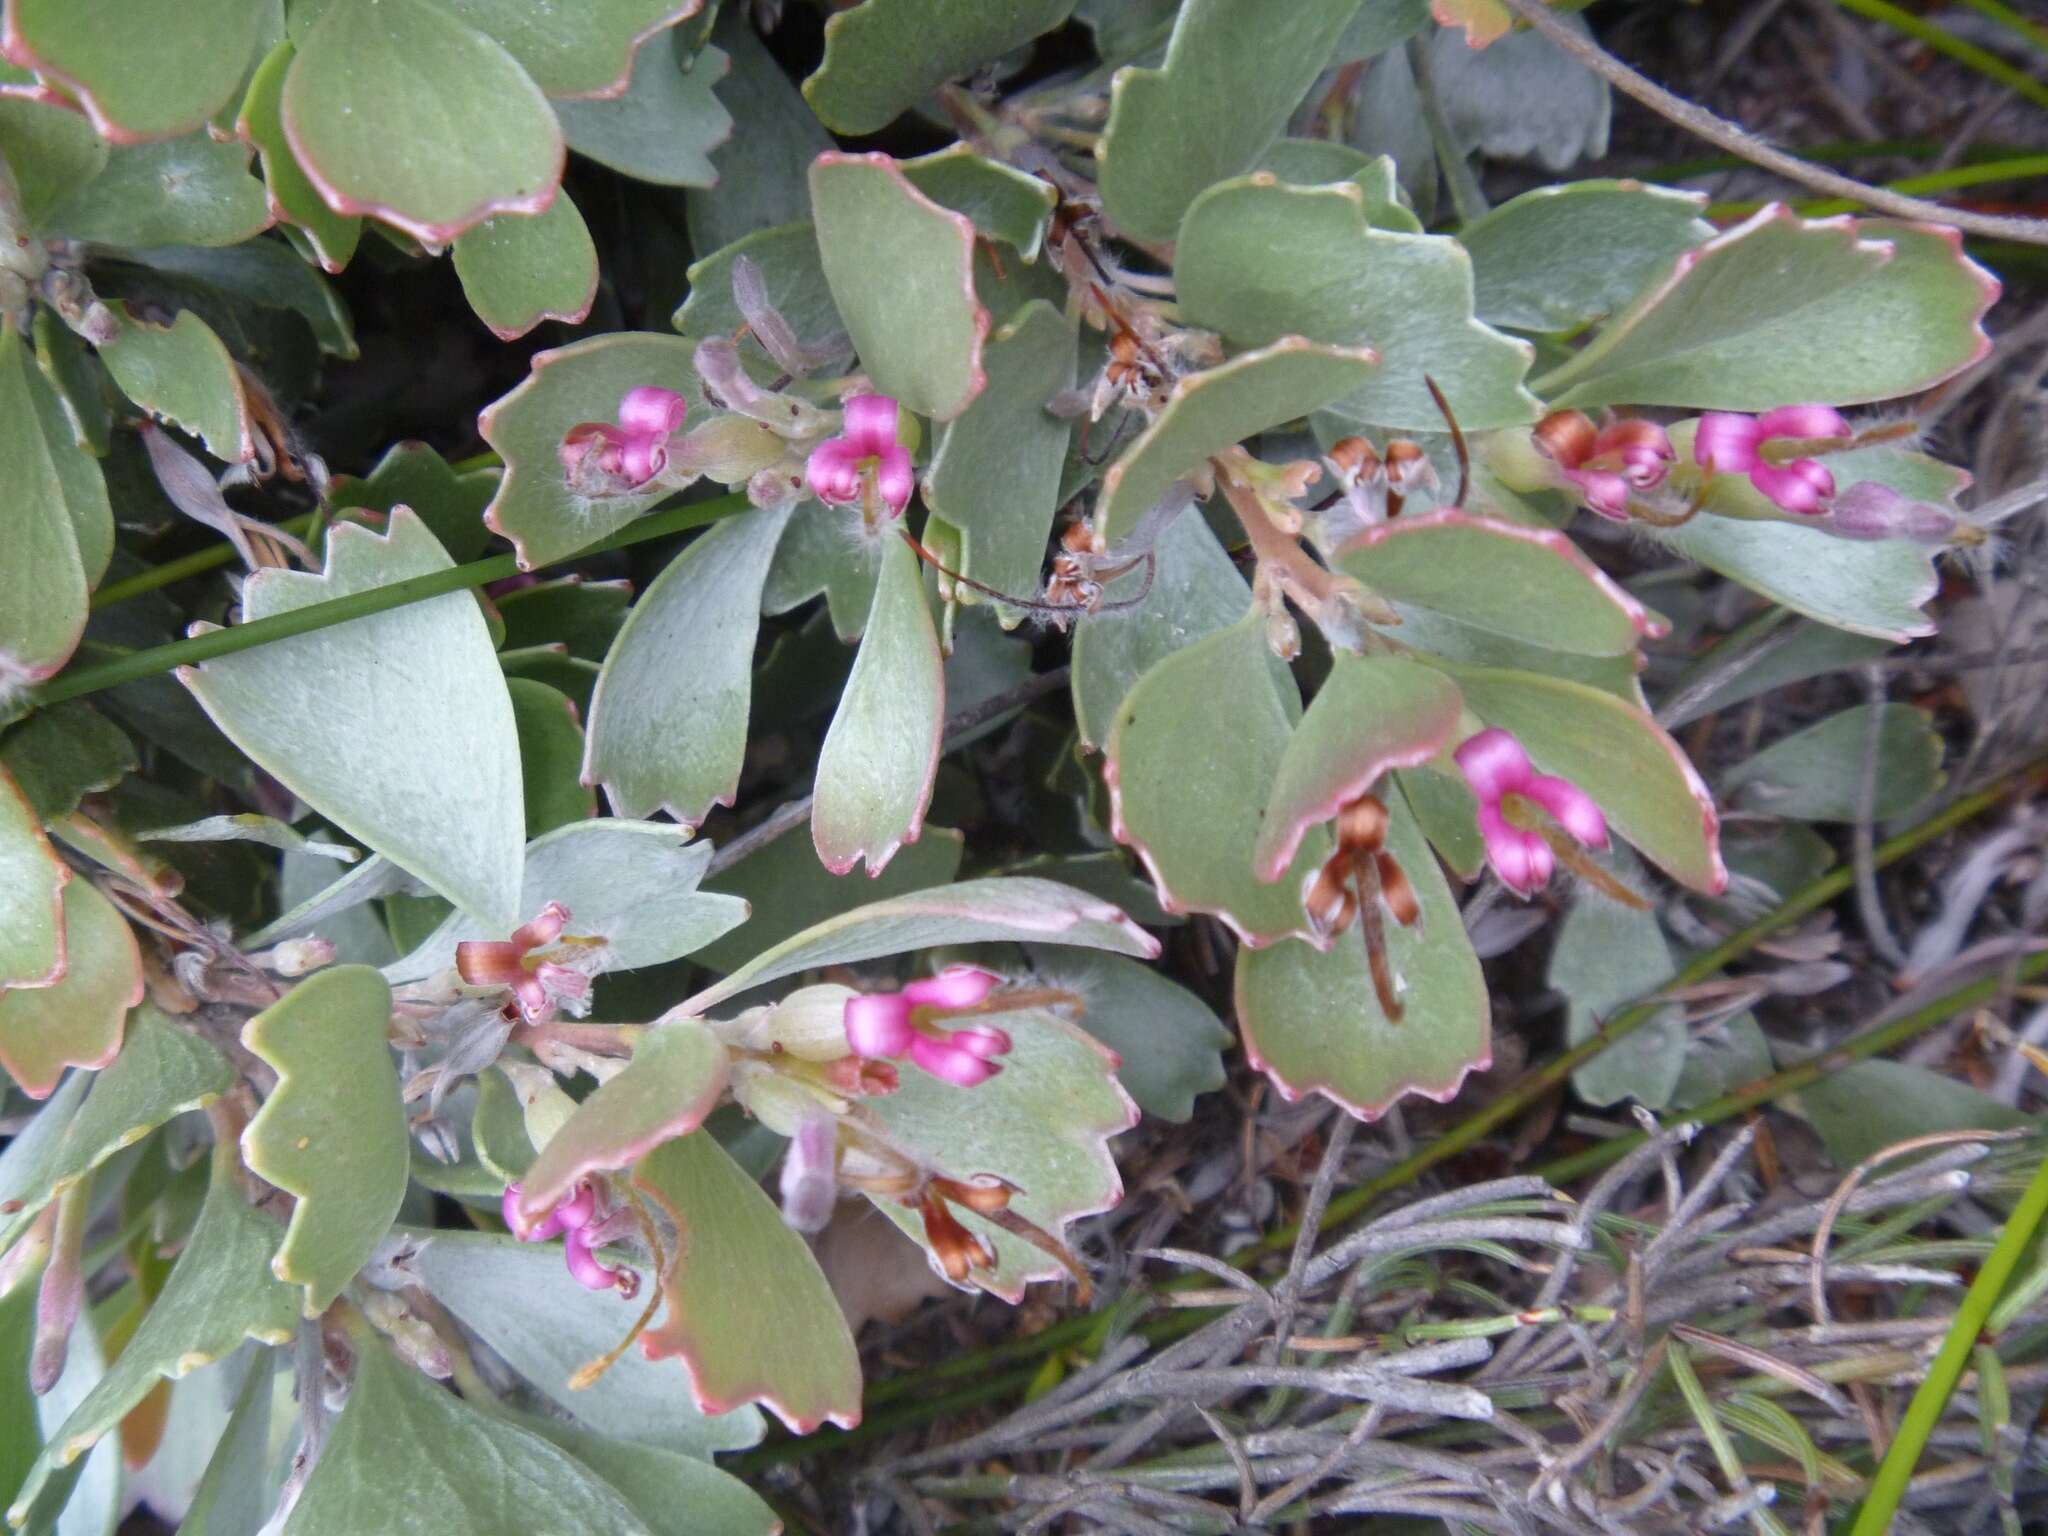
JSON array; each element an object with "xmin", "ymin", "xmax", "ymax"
[{"xmin": 1824, "ymin": 480, "xmax": 1957, "ymax": 544}]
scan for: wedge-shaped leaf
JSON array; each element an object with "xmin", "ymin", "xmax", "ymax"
[
  {"xmin": 1174, "ymin": 177, "xmax": 1538, "ymax": 436},
  {"xmin": 813, "ymin": 532, "xmax": 945, "ymax": 876},
  {"xmin": 328, "ymin": 439, "xmax": 499, "ymax": 563},
  {"xmin": 1253, "ymin": 654, "xmax": 1463, "ymax": 882},
  {"xmin": 1097, "ymin": 0, "xmax": 1365, "ymax": 244},
  {"xmin": 506, "ymin": 679, "xmax": 595, "ymax": 837},
  {"xmin": 803, "ymin": 0, "xmax": 1076, "ymax": 134},
  {"xmin": 497, "ymin": 576, "xmax": 631, "ymax": 660},
  {"xmin": 1659, "ymin": 613, "xmax": 1890, "ymax": 729},
  {"xmin": 282, "ymin": 0, "xmax": 563, "ymax": 245},
  {"xmin": 925, "ymin": 301, "xmax": 1075, "ymax": 626},
  {"xmin": 1256, "ymin": 140, "xmax": 1420, "ymax": 232},
  {"xmin": 1536, "ymin": 208, "xmax": 1998, "ymax": 409},
  {"xmin": 1106, "ymin": 616, "xmax": 1327, "ymax": 944},
  {"xmin": 385, "ymin": 819, "xmax": 746, "ymax": 980},
  {"xmin": 1094, "ymin": 337, "xmax": 1382, "ymax": 544},
  {"xmin": 179, "ymin": 508, "xmax": 526, "ymax": 933},
  {"xmin": 0, "ymin": 704, "xmax": 133, "ymax": 826},
  {"xmin": 113, "ymin": 240, "xmax": 359, "ymax": 361},
  {"xmin": 1793, "ymin": 1059, "xmax": 2029, "ymax": 1170},
  {"xmin": 1, "ymin": 0, "xmax": 264, "ymax": 142},
  {"xmin": 555, "ymin": 34, "xmax": 730, "ymax": 187},
  {"xmin": 1444, "ymin": 665, "xmax": 1727, "ymax": 894},
  {"xmin": 632, "ymin": 1131, "xmax": 862, "ymax": 1432},
  {"xmin": 672, "ymin": 222, "xmax": 840, "ymax": 355},
  {"xmin": 99, "ymin": 307, "xmax": 256, "ymax": 463},
  {"xmin": 175, "ymin": 1348, "xmax": 275, "ymax": 1536},
  {"xmin": 7, "ymin": 1146, "xmax": 299, "ymax": 1526},
  {"xmin": 1723, "ymin": 704, "xmax": 1944, "ymax": 822},
  {"xmin": 1072, "ymin": 510, "xmax": 1248, "ymax": 748},
  {"xmin": 428, "ymin": 0, "xmax": 699, "ymax": 99},
  {"xmin": 902, "ymin": 147, "xmax": 1059, "ymax": 260},
  {"xmin": 480, "ymin": 332, "xmax": 705, "ymax": 570},
  {"xmin": 1236, "ymin": 786, "xmax": 1489, "ymax": 1118},
  {"xmin": 0, "ymin": 326, "xmax": 89, "ymax": 687},
  {"xmin": 1399, "ymin": 764, "xmax": 1486, "ymax": 881},
  {"xmin": 1338, "ymin": 510, "xmax": 1661, "ymax": 658},
  {"xmin": 0, "ymin": 92, "xmax": 107, "ymax": 226},
  {"xmin": 681, "ymin": 876, "xmax": 1158, "ymax": 1015},
  {"xmin": 1014, "ymin": 947, "xmax": 1227, "ymax": 1123},
  {"xmin": 761, "ymin": 505, "xmax": 881, "ymax": 641},
  {"xmin": 238, "ymin": 40, "xmax": 361, "ymax": 272},
  {"xmin": 0, "ymin": 878, "xmax": 141, "ymax": 1098},
  {"xmin": 240, "ymin": 967, "xmax": 406, "ymax": 1315},
  {"xmin": 1549, "ymin": 850, "xmax": 1686, "ymax": 1109},
  {"xmin": 452, "ymin": 193, "xmax": 599, "ymax": 341},
  {"xmin": 408, "ymin": 1233, "xmax": 765, "ymax": 1456},
  {"xmin": 811, "ymin": 152, "xmax": 989, "ymax": 421},
  {"xmin": 1458, "ymin": 181, "xmax": 1712, "ymax": 334},
  {"xmin": 685, "ymin": 14, "xmax": 832, "ymax": 252},
  {"xmin": 513, "ymin": 1021, "xmax": 729, "ymax": 1224},
  {"xmin": 512, "ymin": 1412, "xmax": 778, "ymax": 1536},
  {"xmin": 0, "ymin": 1008, "xmax": 231, "ymax": 1252},
  {"xmin": 1381, "ymin": 603, "xmax": 1646, "ymax": 706},
  {"xmin": 281, "ymin": 1333, "xmax": 646, "ymax": 1536},
  {"xmin": 38, "ymin": 131, "xmax": 269, "ymax": 247},
  {"xmin": 585, "ymin": 505, "xmax": 793, "ymax": 824},
  {"xmin": 869, "ymin": 1005, "xmax": 1136, "ymax": 1296},
  {"xmin": 0, "ymin": 764, "xmax": 66, "ymax": 990},
  {"xmin": 1653, "ymin": 510, "xmax": 1936, "ymax": 643}
]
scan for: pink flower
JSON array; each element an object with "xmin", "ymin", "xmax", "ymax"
[
  {"xmin": 843, "ymin": 966, "xmax": 1012, "ymax": 1087},
  {"xmin": 1823, "ymin": 480, "xmax": 1956, "ymax": 544},
  {"xmin": 1454, "ymin": 728, "xmax": 1608, "ymax": 897},
  {"xmin": 1532, "ymin": 411, "xmax": 1674, "ymax": 520},
  {"xmin": 559, "ymin": 386, "xmax": 689, "ymax": 490},
  {"xmin": 456, "ymin": 901, "xmax": 590, "ymax": 1025},
  {"xmin": 806, "ymin": 395, "xmax": 914, "ymax": 518},
  {"xmin": 501, "ymin": 1180, "xmax": 637, "ymax": 1296},
  {"xmin": 1693, "ymin": 405, "xmax": 1850, "ymax": 515},
  {"xmin": 777, "ymin": 1114, "xmax": 839, "ymax": 1234}
]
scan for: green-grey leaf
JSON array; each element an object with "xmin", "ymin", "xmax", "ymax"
[
  {"xmin": 0, "ymin": 94, "xmax": 107, "ymax": 229},
  {"xmin": 1254, "ymin": 654, "xmax": 1463, "ymax": 882},
  {"xmin": 1793, "ymin": 1059, "xmax": 2028, "ymax": 1170},
  {"xmin": 3, "ymin": 0, "xmax": 264, "ymax": 142},
  {"xmin": 238, "ymin": 40, "xmax": 361, "ymax": 272},
  {"xmin": 1398, "ymin": 764, "xmax": 1485, "ymax": 881},
  {"xmin": 1458, "ymin": 180, "xmax": 1712, "ymax": 334},
  {"xmin": 812, "ymin": 532, "xmax": 946, "ymax": 875},
  {"xmin": 1016, "ymin": 946, "xmax": 1228, "ymax": 1122},
  {"xmin": 802, "ymin": 0, "xmax": 1077, "ymax": 135},
  {"xmin": 0, "ymin": 326, "xmax": 90, "ymax": 685},
  {"xmin": 1383, "ymin": 602, "xmax": 1647, "ymax": 706},
  {"xmin": 407, "ymin": 1232, "xmax": 765, "ymax": 1457},
  {"xmin": 1722, "ymin": 704, "xmax": 1944, "ymax": 822},
  {"xmin": 1094, "ymin": 336, "xmax": 1382, "ymax": 544},
  {"xmin": 684, "ymin": 13, "xmax": 832, "ymax": 253},
  {"xmin": 7, "ymin": 1147, "xmax": 299, "ymax": 1527},
  {"xmin": 0, "ymin": 701, "xmax": 133, "ymax": 823},
  {"xmin": 680, "ymin": 875, "xmax": 1159, "ymax": 1016},
  {"xmin": 1107, "ymin": 615, "xmax": 1326, "ymax": 944},
  {"xmin": 512, "ymin": 1413, "xmax": 777, "ymax": 1536},
  {"xmin": 1548, "ymin": 850, "xmax": 1685, "ymax": 1109},
  {"xmin": 585, "ymin": 504, "xmax": 792, "ymax": 824},
  {"xmin": 672, "ymin": 222, "xmax": 839, "ymax": 355},
  {"xmin": 138, "ymin": 814, "xmax": 357, "ymax": 861},
  {"xmin": 329, "ymin": 440, "xmax": 499, "ymax": 564},
  {"xmin": 924, "ymin": 300, "xmax": 1074, "ymax": 627},
  {"xmin": 810, "ymin": 151, "xmax": 989, "ymax": 421},
  {"xmin": 1173, "ymin": 176, "xmax": 1538, "ymax": 435},
  {"xmin": 555, "ymin": 36, "xmax": 731, "ymax": 187},
  {"xmin": 1658, "ymin": 612, "xmax": 1891, "ymax": 729},
  {"xmin": 0, "ymin": 878, "xmax": 141, "ymax": 1100},
  {"xmin": 38, "ymin": 132, "xmax": 269, "ymax": 247},
  {"xmin": 280, "ymin": 1333, "xmax": 647, "ymax": 1536},
  {"xmin": 178, "ymin": 509, "xmax": 526, "ymax": 933},
  {"xmin": 452, "ymin": 192, "xmax": 598, "ymax": 341},
  {"xmin": 1254, "ymin": 139, "xmax": 1419, "ymax": 231},
  {"xmin": 760, "ymin": 503, "xmax": 881, "ymax": 641},
  {"xmin": 496, "ymin": 576, "xmax": 630, "ymax": 661},
  {"xmin": 429, "ymin": 0, "xmax": 699, "ymax": 99},
  {"xmin": 1235, "ymin": 784, "xmax": 1488, "ymax": 1118},
  {"xmin": 282, "ymin": 0, "xmax": 563, "ymax": 245},
  {"xmin": 120, "ymin": 240, "xmax": 359, "ymax": 361},
  {"xmin": 1097, "ymin": 0, "xmax": 1365, "ymax": 244},
  {"xmin": 31, "ymin": 307, "xmax": 113, "ymax": 461},
  {"xmin": 175, "ymin": 1349, "xmax": 275, "ymax": 1536},
  {"xmin": 479, "ymin": 332, "xmax": 706, "ymax": 569},
  {"xmin": 1651, "ymin": 512, "xmax": 1937, "ymax": 643},
  {"xmin": 902, "ymin": 146, "xmax": 1059, "ymax": 260},
  {"xmin": 506, "ymin": 678, "xmax": 596, "ymax": 837},
  {"xmin": 1536, "ymin": 208, "xmax": 1997, "ymax": 410},
  {"xmin": 240, "ymin": 966, "xmax": 405, "ymax": 1314},
  {"xmin": 0, "ymin": 767, "xmax": 65, "ymax": 991},
  {"xmin": 632, "ymin": 1131, "xmax": 863, "ymax": 1432},
  {"xmin": 99, "ymin": 307, "xmax": 256, "ymax": 462}
]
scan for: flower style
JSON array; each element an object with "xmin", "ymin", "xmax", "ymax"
[
  {"xmin": 501, "ymin": 1179, "xmax": 637, "ymax": 1296},
  {"xmin": 806, "ymin": 394, "xmax": 914, "ymax": 519},
  {"xmin": 843, "ymin": 966, "xmax": 1013, "ymax": 1087},
  {"xmin": 1693, "ymin": 404, "xmax": 1850, "ymax": 514},
  {"xmin": 1454, "ymin": 728, "xmax": 1609, "ymax": 897},
  {"xmin": 1532, "ymin": 410, "xmax": 1675, "ymax": 520},
  {"xmin": 559, "ymin": 386, "xmax": 688, "ymax": 492},
  {"xmin": 455, "ymin": 901, "xmax": 590, "ymax": 1025}
]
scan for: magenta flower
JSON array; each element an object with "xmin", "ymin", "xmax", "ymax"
[
  {"xmin": 501, "ymin": 1180, "xmax": 637, "ymax": 1296},
  {"xmin": 1532, "ymin": 411, "xmax": 1674, "ymax": 520},
  {"xmin": 806, "ymin": 395, "xmax": 914, "ymax": 518},
  {"xmin": 1454, "ymin": 728, "xmax": 1609, "ymax": 897},
  {"xmin": 456, "ymin": 901, "xmax": 590, "ymax": 1025},
  {"xmin": 1693, "ymin": 405, "xmax": 1850, "ymax": 514},
  {"xmin": 844, "ymin": 966, "xmax": 1012, "ymax": 1087},
  {"xmin": 559, "ymin": 386, "xmax": 689, "ymax": 490}
]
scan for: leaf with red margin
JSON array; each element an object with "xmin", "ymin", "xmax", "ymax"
[
  {"xmin": 98, "ymin": 306, "xmax": 258, "ymax": 464},
  {"xmin": 0, "ymin": 324, "xmax": 89, "ymax": 688},
  {"xmin": 632, "ymin": 1130, "xmax": 863, "ymax": 1434},
  {"xmin": 432, "ymin": 0, "xmax": 702, "ymax": 100},
  {"xmin": 0, "ymin": 878, "xmax": 142, "ymax": 1098},
  {"xmin": 452, "ymin": 192, "xmax": 600, "ymax": 342},
  {"xmin": 1, "ymin": 0, "xmax": 264, "ymax": 145},
  {"xmin": 1337, "ymin": 510, "xmax": 1666, "ymax": 658},
  {"xmin": 1253, "ymin": 654, "xmax": 1464, "ymax": 884},
  {"xmin": 237, "ymin": 40, "xmax": 361, "ymax": 273},
  {"xmin": 513, "ymin": 1021, "xmax": 730, "ymax": 1227},
  {"xmin": 282, "ymin": 0, "xmax": 563, "ymax": 246},
  {"xmin": 0, "ymin": 764, "xmax": 68, "ymax": 990},
  {"xmin": 1237, "ymin": 782, "xmax": 1490, "ymax": 1120},
  {"xmin": 810, "ymin": 151, "xmax": 990, "ymax": 421}
]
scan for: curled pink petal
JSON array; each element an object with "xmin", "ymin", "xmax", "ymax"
[
  {"xmin": 951, "ymin": 1025, "xmax": 1012, "ymax": 1060},
  {"xmin": 1749, "ymin": 459, "xmax": 1835, "ymax": 514},
  {"xmin": 806, "ymin": 437, "xmax": 864, "ymax": 505},
  {"xmin": 845, "ymin": 992, "xmax": 915, "ymax": 1057},
  {"xmin": 1521, "ymin": 774, "xmax": 1609, "ymax": 850},
  {"xmin": 1457, "ymin": 727, "xmax": 1606, "ymax": 897},
  {"xmin": 1615, "ymin": 443, "xmax": 1672, "ymax": 489},
  {"xmin": 1694, "ymin": 412, "xmax": 1763, "ymax": 474},
  {"xmin": 1476, "ymin": 806, "xmax": 1546, "ymax": 896},
  {"xmin": 1452, "ymin": 728, "xmax": 1534, "ymax": 803},
  {"xmin": 840, "ymin": 394, "xmax": 900, "ymax": 456},
  {"xmin": 618, "ymin": 386, "xmax": 687, "ymax": 437},
  {"xmin": 906, "ymin": 1034, "xmax": 1002, "ymax": 1087},
  {"xmin": 563, "ymin": 1226, "xmax": 634, "ymax": 1294},
  {"xmin": 555, "ymin": 1181, "xmax": 598, "ymax": 1232},
  {"xmin": 875, "ymin": 445, "xmax": 915, "ymax": 516},
  {"xmin": 1563, "ymin": 467, "xmax": 1632, "ymax": 520},
  {"xmin": 1756, "ymin": 403, "xmax": 1849, "ymax": 442},
  {"xmin": 617, "ymin": 431, "xmax": 668, "ymax": 486},
  {"xmin": 511, "ymin": 901, "xmax": 571, "ymax": 950},
  {"xmin": 901, "ymin": 966, "xmax": 1000, "ymax": 1011}
]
